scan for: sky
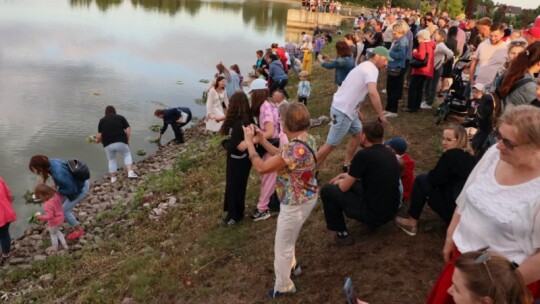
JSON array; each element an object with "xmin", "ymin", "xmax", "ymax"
[{"xmin": 497, "ymin": 0, "xmax": 538, "ymax": 10}]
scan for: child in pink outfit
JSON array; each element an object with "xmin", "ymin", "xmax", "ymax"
[{"xmin": 34, "ymin": 183, "xmax": 68, "ymax": 254}]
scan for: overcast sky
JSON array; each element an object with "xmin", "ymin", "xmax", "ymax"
[{"xmin": 499, "ymin": 0, "xmax": 538, "ymax": 10}]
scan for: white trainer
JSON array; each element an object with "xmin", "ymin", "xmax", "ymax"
[
  {"xmin": 420, "ymin": 101, "xmax": 432, "ymax": 109},
  {"xmin": 128, "ymin": 171, "xmax": 138, "ymax": 178}
]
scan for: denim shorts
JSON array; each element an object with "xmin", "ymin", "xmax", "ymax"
[{"xmin": 326, "ymin": 107, "xmax": 362, "ymax": 147}]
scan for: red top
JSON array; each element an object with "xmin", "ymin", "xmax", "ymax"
[
  {"xmin": 411, "ymin": 40, "xmax": 435, "ymax": 78},
  {"xmin": 38, "ymin": 193, "xmax": 65, "ymax": 227},
  {"xmin": 0, "ymin": 177, "xmax": 17, "ymax": 227},
  {"xmin": 275, "ymin": 47, "xmax": 288, "ymax": 72},
  {"xmin": 401, "ymin": 153, "xmax": 415, "ymax": 201}
]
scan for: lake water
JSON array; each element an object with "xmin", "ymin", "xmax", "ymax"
[{"xmin": 0, "ymin": 0, "xmax": 299, "ymax": 237}]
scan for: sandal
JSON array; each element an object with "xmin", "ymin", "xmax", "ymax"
[{"xmin": 395, "ymin": 216, "xmax": 418, "ymax": 236}]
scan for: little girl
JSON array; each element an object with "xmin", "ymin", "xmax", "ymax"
[
  {"xmin": 34, "ymin": 183, "xmax": 68, "ymax": 254},
  {"xmin": 297, "ymin": 71, "xmax": 311, "ymax": 105}
]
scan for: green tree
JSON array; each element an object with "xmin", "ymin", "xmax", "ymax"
[{"xmin": 445, "ymin": 0, "xmax": 463, "ymax": 17}]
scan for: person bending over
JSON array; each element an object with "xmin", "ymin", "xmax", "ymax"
[{"xmin": 154, "ymin": 107, "xmax": 192, "ymax": 144}]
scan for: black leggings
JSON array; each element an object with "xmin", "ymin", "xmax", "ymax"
[
  {"xmin": 407, "ymin": 174, "xmax": 455, "ymax": 224},
  {"xmin": 223, "ymin": 156, "xmax": 252, "ymax": 221},
  {"xmin": 0, "ymin": 222, "xmax": 11, "ymax": 254}
]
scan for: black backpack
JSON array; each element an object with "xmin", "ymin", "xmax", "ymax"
[{"xmin": 67, "ymin": 159, "xmax": 90, "ymax": 182}]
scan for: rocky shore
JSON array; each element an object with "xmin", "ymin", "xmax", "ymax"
[{"xmin": 1, "ymin": 122, "xmax": 209, "ymax": 272}]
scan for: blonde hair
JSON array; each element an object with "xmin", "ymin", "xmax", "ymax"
[
  {"xmin": 392, "ymin": 21, "xmax": 408, "ymax": 36},
  {"xmin": 299, "ymin": 71, "xmax": 309, "ymax": 78},
  {"xmin": 446, "ymin": 124, "xmax": 472, "ymax": 154},
  {"xmin": 497, "ymin": 105, "xmax": 540, "ymax": 149}
]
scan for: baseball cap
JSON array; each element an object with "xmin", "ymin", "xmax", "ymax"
[
  {"xmin": 247, "ymin": 79, "xmax": 267, "ymax": 93},
  {"xmin": 472, "ymin": 83, "xmax": 485, "ymax": 92},
  {"xmin": 522, "ymin": 16, "xmax": 540, "ymax": 39},
  {"xmin": 372, "ymin": 46, "xmax": 394, "ymax": 61},
  {"xmin": 384, "ymin": 137, "xmax": 407, "ymax": 155}
]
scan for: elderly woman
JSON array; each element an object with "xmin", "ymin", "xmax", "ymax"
[
  {"xmin": 97, "ymin": 105, "xmax": 137, "ymax": 183},
  {"xmin": 300, "ymin": 35, "xmax": 314, "ymax": 75},
  {"xmin": 449, "ymin": 250, "xmax": 533, "ymax": 304},
  {"xmin": 317, "ymin": 40, "xmax": 355, "ymax": 87},
  {"xmin": 498, "ymin": 42, "xmax": 540, "ymax": 110},
  {"xmin": 421, "ymin": 30, "xmax": 454, "ymax": 110},
  {"xmin": 384, "ymin": 22, "xmax": 409, "ymax": 118},
  {"xmin": 29, "ymin": 155, "xmax": 90, "ymax": 240},
  {"xmin": 426, "ymin": 105, "xmax": 540, "ymax": 303},
  {"xmin": 405, "ymin": 29, "xmax": 435, "ymax": 112},
  {"xmin": 395, "ymin": 125, "xmax": 476, "ymax": 236},
  {"xmin": 243, "ymin": 103, "xmax": 318, "ymax": 298}
]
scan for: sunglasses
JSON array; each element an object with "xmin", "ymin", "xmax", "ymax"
[
  {"xmin": 474, "ymin": 250, "xmax": 494, "ymax": 283},
  {"xmin": 492, "ymin": 127, "xmax": 522, "ymax": 150}
]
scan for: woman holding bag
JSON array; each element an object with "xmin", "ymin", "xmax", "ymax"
[
  {"xmin": 404, "ymin": 29, "xmax": 435, "ymax": 113},
  {"xmin": 384, "ymin": 22, "xmax": 409, "ymax": 118}
]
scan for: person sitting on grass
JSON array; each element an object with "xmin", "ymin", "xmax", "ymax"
[
  {"xmin": 384, "ymin": 137, "xmax": 415, "ymax": 202},
  {"xmin": 395, "ymin": 125, "xmax": 476, "ymax": 236},
  {"xmin": 321, "ymin": 121, "xmax": 401, "ymax": 246},
  {"xmin": 448, "ymin": 249, "xmax": 533, "ymax": 304},
  {"xmin": 34, "ymin": 183, "xmax": 68, "ymax": 255}
]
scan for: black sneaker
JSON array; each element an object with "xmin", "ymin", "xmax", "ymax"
[
  {"xmin": 332, "ymin": 234, "xmax": 355, "ymax": 246},
  {"xmin": 251, "ymin": 209, "xmax": 271, "ymax": 221},
  {"xmin": 221, "ymin": 217, "xmax": 238, "ymax": 227}
]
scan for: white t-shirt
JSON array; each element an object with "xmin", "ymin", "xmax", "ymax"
[
  {"xmin": 331, "ymin": 61, "xmax": 378, "ymax": 119},
  {"xmin": 472, "ymin": 40, "xmax": 508, "ymax": 86},
  {"xmin": 453, "ymin": 146, "xmax": 540, "ymax": 264}
]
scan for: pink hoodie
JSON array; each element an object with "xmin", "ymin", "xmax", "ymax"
[
  {"xmin": 37, "ymin": 193, "xmax": 65, "ymax": 227},
  {"xmin": 0, "ymin": 177, "xmax": 17, "ymax": 227}
]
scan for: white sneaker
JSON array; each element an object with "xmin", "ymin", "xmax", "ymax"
[
  {"xmin": 128, "ymin": 171, "xmax": 138, "ymax": 179},
  {"xmin": 420, "ymin": 101, "xmax": 432, "ymax": 110},
  {"xmin": 111, "ymin": 176, "xmax": 117, "ymax": 183},
  {"xmin": 381, "ymin": 89, "xmax": 387, "ymax": 94},
  {"xmin": 383, "ymin": 110, "xmax": 389, "ymax": 115},
  {"xmin": 385, "ymin": 112, "xmax": 398, "ymax": 118}
]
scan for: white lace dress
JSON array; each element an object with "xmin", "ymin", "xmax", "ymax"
[
  {"xmin": 205, "ymin": 88, "xmax": 228, "ymax": 132},
  {"xmin": 453, "ymin": 146, "xmax": 540, "ymax": 264}
]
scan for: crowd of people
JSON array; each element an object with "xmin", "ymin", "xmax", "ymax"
[{"xmin": 1, "ymin": 5, "xmax": 540, "ymax": 303}]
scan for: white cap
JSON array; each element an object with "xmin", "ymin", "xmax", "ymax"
[
  {"xmin": 472, "ymin": 83, "xmax": 485, "ymax": 92},
  {"xmin": 247, "ymin": 79, "xmax": 267, "ymax": 93}
]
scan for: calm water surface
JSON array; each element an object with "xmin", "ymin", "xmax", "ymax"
[{"xmin": 0, "ymin": 0, "xmax": 298, "ymax": 236}]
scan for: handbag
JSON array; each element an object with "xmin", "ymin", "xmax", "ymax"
[
  {"xmin": 387, "ymin": 67, "xmax": 401, "ymax": 77},
  {"xmin": 410, "ymin": 53, "xmax": 428, "ymax": 68}
]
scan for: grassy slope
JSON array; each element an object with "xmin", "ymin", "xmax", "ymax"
[{"xmin": 2, "ymin": 36, "xmax": 447, "ymax": 304}]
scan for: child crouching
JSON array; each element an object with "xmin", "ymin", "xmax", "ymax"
[{"xmin": 34, "ymin": 183, "xmax": 68, "ymax": 255}]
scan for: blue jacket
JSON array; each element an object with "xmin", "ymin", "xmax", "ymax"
[
  {"xmin": 388, "ymin": 35, "xmax": 408, "ymax": 69},
  {"xmin": 269, "ymin": 60, "xmax": 288, "ymax": 81},
  {"xmin": 50, "ymin": 158, "xmax": 84, "ymax": 200},
  {"xmin": 321, "ymin": 56, "xmax": 355, "ymax": 86}
]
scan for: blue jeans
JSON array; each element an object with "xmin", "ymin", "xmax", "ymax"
[
  {"xmin": 104, "ymin": 142, "xmax": 133, "ymax": 173},
  {"xmin": 0, "ymin": 222, "xmax": 11, "ymax": 254},
  {"xmin": 326, "ymin": 107, "xmax": 362, "ymax": 146},
  {"xmin": 62, "ymin": 180, "xmax": 90, "ymax": 227}
]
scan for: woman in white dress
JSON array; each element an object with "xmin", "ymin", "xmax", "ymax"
[{"xmin": 205, "ymin": 76, "xmax": 229, "ymax": 133}]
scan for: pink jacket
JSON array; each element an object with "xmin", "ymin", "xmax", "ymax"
[
  {"xmin": 411, "ymin": 40, "xmax": 436, "ymax": 79},
  {"xmin": 0, "ymin": 177, "xmax": 17, "ymax": 227},
  {"xmin": 38, "ymin": 193, "xmax": 64, "ymax": 227}
]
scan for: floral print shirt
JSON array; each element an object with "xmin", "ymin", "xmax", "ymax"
[{"xmin": 276, "ymin": 135, "xmax": 318, "ymax": 205}]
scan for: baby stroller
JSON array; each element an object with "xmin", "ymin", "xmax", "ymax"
[{"xmin": 434, "ymin": 58, "xmax": 472, "ymax": 125}]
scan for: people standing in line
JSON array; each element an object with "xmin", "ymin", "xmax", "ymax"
[
  {"xmin": 268, "ymin": 54, "xmax": 289, "ymax": 99},
  {"xmin": 29, "ymin": 155, "xmax": 89, "ymax": 240},
  {"xmin": 316, "ymin": 46, "xmax": 390, "ymax": 169},
  {"xmin": 96, "ymin": 105, "xmax": 138, "ymax": 183},
  {"xmin": 404, "ymin": 29, "xmax": 435, "ymax": 112},
  {"xmin": 395, "ymin": 125, "xmax": 476, "ymax": 236},
  {"xmin": 384, "ymin": 22, "xmax": 410, "ymax": 118},
  {"xmin": 34, "ymin": 183, "xmax": 69, "ymax": 255},
  {"xmin": 154, "ymin": 107, "xmax": 192, "ymax": 145},
  {"xmin": 0, "ymin": 177, "xmax": 16, "ymax": 265},
  {"xmin": 242, "ymin": 103, "xmax": 318, "ymax": 298},
  {"xmin": 297, "ymin": 71, "xmax": 311, "ymax": 105},
  {"xmin": 219, "ymin": 92, "xmax": 254, "ymax": 226},
  {"xmin": 216, "ymin": 63, "xmax": 240, "ymax": 98},
  {"xmin": 426, "ymin": 105, "xmax": 540, "ymax": 303},
  {"xmin": 205, "ymin": 76, "xmax": 229, "ymax": 133},
  {"xmin": 317, "ymin": 40, "xmax": 355, "ymax": 87},
  {"xmin": 300, "ymin": 35, "xmax": 314, "ymax": 75}
]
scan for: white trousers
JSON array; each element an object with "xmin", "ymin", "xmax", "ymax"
[{"xmin": 273, "ymin": 197, "xmax": 317, "ymax": 292}]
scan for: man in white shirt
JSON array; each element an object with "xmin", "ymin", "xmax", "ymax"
[
  {"xmin": 469, "ymin": 22, "xmax": 507, "ymax": 91},
  {"xmin": 317, "ymin": 46, "xmax": 390, "ymax": 171}
]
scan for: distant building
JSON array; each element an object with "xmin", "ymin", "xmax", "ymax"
[{"xmin": 505, "ymin": 6, "xmax": 522, "ymax": 18}]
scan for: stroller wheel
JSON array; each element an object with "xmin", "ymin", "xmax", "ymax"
[{"xmin": 435, "ymin": 103, "xmax": 450, "ymax": 125}]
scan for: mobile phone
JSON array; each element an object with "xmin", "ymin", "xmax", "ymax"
[{"xmin": 344, "ymin": 277, "xmax": 357, "ymax": 304}]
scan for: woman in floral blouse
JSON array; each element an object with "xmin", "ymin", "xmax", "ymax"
[{"xmin": 243, "ymin": 103, "xmax": 318, "ymax": 298}]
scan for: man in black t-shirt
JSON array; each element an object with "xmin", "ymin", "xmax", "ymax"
[{"xmin": 321, "ymin": 121, "xmax": 401, "ymax": 246}]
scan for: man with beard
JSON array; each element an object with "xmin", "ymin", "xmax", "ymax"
[{"xmin": 469, "ymin": 22, "xmax": 507, "ymax": 90}]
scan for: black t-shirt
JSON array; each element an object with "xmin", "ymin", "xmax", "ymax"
[
  {"xmin": 348, "ymin": 144, "xmax": 401, "ymax": 227},
  {"xmin": 98, "ymin": 114, "xmax": 130, "ymax": 147}
]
